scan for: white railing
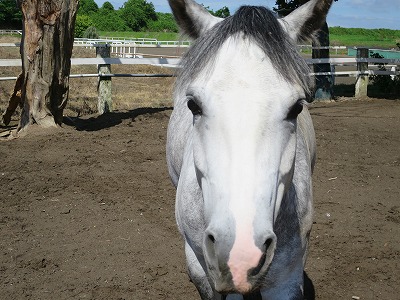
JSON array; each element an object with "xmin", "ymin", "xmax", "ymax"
[
  {"xmin": 1, "ymin": 57, "xmax": 398, "ymax": 74},
  {"xmin": 1, "ymin": 44, "xmax": 399, "ymax": 104},
  {"xmin": 0, "ymin": 30, "xmax": 22, "ymax": 35},
  {"xmin": 1, "ymin": 56, "xmax": 398, "ymax": 107},
  {"xmin": 298, "ymin": 45, "xmax": 347, "ymax": 54},
  {"xmin": 73, "ymin": 38, "xmax": 191, "ymax": 47},
  {"xmin": 72, "ymin": 39, "xmax": 191, "ymax": 59},
  {"xmin": 306, "ymin": 57, "xmax": 400, "ymax": 77}
]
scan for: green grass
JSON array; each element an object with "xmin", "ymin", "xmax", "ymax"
[
  {"xmin": 329, "ymin": 27, "xmax": 400, "ymax": 49},
  {"xmin": 98, "ymin": 31, "xmax": 180, "ymax": 41},
  {"xmin": 6, "ymin": 25, "xmax": 400, "ymax": 47},
  {"xmin": 97, "ymin": 27, "xmax": 400, "ymax": 49}
]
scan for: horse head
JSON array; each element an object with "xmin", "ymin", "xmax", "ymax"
[{"xmin": 168, "ymin": 0, "xmax": 332, "ymax": 295}]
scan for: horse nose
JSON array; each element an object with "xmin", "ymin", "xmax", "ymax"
[
  {"xmin": 228, "ymin": 230, "xmax": 276, "ymax": 293},
  {"xmin": 204, "ymin": 226, "xmax": 277, "ymax": 293}
]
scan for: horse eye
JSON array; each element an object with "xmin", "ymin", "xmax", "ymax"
[
  {"xmin": 187, "ymin": 98, "xmax": 202, "ymax": 116},
  {"xmin": 286, "ymin": 100, "xmax": 304, "ymax": 120}
]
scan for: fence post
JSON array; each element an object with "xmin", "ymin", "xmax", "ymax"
[
  {"xmin": 313, "ymin": 23, "xmax": 334, "ymax": 100},
  {"xmin": 355, "ymin": 48, "xmax": 369, "ymax": 98},
  {"xmin": 96, "ymin": 44, "xmax": 112, "ymax": 114}
]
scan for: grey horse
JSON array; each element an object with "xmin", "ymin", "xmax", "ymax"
[{"xmin": 166, "ymin": 0, "xmax": 333, "ymax": 299}]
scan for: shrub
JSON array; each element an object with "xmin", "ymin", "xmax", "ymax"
[
  {"xmin": 370, "ymin": 52, "xmax": 400, "ymax": 96},
  {"xmin": 146, "ymin": 13, "xmax": 178, "ymax": 32},
  {"xmin": 83, "ymin": 26, "xmax": 99, "ymax": 39},
  {"xmin": 75, "ymin": 15, "xmax": 95, "ymax": 38}
]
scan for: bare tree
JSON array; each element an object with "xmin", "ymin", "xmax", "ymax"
[
  {"xmin": 274, "ymin": 0, "xmax": 336, "ymax": 100},
  {"xmin": 16, "ymin": 0, "xmax": 79, "ymax": 133}
]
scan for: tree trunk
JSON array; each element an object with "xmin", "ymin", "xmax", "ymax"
[
  {"xmin": 17, "ymin": 0, "xmax": 78, "ymax": 132},
  {"xmin": 312, "ymin": 22, "xmax": 334, "ymax": 100}
]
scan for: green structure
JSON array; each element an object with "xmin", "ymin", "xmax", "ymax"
[{"xmin": 348, "ymin": 48, "xmax": 400, "ymax": 59}]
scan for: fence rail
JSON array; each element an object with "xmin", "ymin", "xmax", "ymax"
[
  {"xmin": 1, "ymin": 57, "xmax": 398, "ymax": 73},
  {"xmin": 0, "ymin": 30, "xmax": 22, "ymax": 35},
  {"xmin": 1, "ymin": 44, "xmax": 399, "ymax": 113},
  {"xmin": 0, "ymin": 57, "xmax": 181, "ymax": 68},
  {"xmin": 298, "ymin": 44, "xmax": 347, "ymax": 54},
  {"xmin": 0, "ymin": 57, "xmax": 398, "ymax": 80},
  {"xmin": 74, "ymin": 38, "xmax": 192, "ymax": 47}
]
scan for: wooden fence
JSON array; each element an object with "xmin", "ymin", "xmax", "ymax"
[{"xmin": 1, "ymin": 43, "xmax": 399, "ymax": 113}]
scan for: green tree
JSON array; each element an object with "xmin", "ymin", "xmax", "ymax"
[
  {"xmin": 75, "ymin": 14, "xmax": 95, "ymax": 38},
  {"xmin": 202, "ymin": 5, "xmax": 230, "ymax": 18},
  {"xmin": 102, "ymin": 1, "xmax": 114, "ymax": 11},
  {"xmin": 213, "ymin": 6, "xmax": 230, "ymax": 18},
  {"xmin": 273, "ymin": 0, "xmax": 300, "ymax": 16},
  {"xmin": 121, "ymin": 0, "xmax": 157, "ymax": 31},
  {"xmin": 0, "ymin": 0, "xmax": 23, "ymax": 29},
  {"xmin": 78, "ymin": 0, "xmax": 99, "ymax": 15},
  {"xmin": 147, "ymin": 12, "xmax": 178, "ymax": 32},
  {"xmin": 91, "ymin": 8, "xmax": 129, "ymax": 31}
]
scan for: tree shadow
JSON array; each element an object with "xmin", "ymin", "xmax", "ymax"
[
  {"xmin": 62, "ymin": 106, "xmax": 173, "ymax": 131},
  {"xmin": 334, "ymin": 84, "xmax": 400, "ymax": 100}
]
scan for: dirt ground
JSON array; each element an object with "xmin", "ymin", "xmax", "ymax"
[{"xmin": 0, "ymin": 98, "xmax": 399, "ymax": 300}]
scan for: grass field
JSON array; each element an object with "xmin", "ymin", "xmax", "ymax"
[
  {"xmin": 98, "ymin": 31, "xmax": 180, "ymax": 41},
  {"xmin": 98, "ymin": 27, "xmax": 400, "ymax": 49},
  {"xmin": 5, "ymin": 27, "xmax": 400, "ymax": 48},
  {"xmin": 329, "ymin": 27, "xmax": 400, "ymax": 49}
]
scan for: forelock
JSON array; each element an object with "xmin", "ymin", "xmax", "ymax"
[{"xmin": 176, "ymin": 5, "xmax": 313, "ymax": 97}]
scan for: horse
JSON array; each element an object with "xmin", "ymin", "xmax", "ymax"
[{"xmin": 166, "ymin": 0, "xmax": 333, "ymax": 299}]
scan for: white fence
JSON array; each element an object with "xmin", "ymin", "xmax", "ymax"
[
  {"xmin": 307, "ymin": 57, "xmax": 400, "ymax": 76},
  {"xmin": 0, "ymin": 57, "xmax": 180, "ymax": 81},
  {"xmin": 298, "ymin": 44, "xmax": 347, "ymax": 54},
  {"xmin": 1, "ymin": 38, "xmax": 191, "ymax": 59},
  {"xmin": 0, "ymin": 30, "xmax": 22, "ymax": 35},
  {"xmin": 1, "ymin": 56, "xmax": 398, "ymax": 77},
  {"xmin": 74, "ymin": 38, "xmax": 191, "ymax": 52},
  {"xmin": 1, "ymin": 38, "xmax": 345, "ymax": 57},
  {"xmin": 1, "ymin": 42, "xmax": 399, "ymax": 111}
]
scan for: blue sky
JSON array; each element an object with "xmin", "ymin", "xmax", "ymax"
[{"xmin": 95, "ymin": 0, "xmax": 400, "ymax": 30}]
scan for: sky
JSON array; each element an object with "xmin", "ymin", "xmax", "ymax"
[{"xmin": 95, "ymin": 0, "xmax": 400, "ymax": 30}]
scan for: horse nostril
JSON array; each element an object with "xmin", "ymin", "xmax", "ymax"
[
  {"xmin": 208, "ymin": 234, "xmax": 216, "ymax": 244},
  {"xmin": 249, "ymin": 238, "xmax": 275, "ymax": 277},
  {"xmin": 263, "ymin": 238, "xmax": 273, "ymax": 252}
]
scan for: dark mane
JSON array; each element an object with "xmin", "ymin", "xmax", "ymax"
[{"xmin": 177, "ymin": 6, "xmax": 313, "ymax": 96}]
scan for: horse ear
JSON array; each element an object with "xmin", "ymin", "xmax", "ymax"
[
  {"xmin": 279, "ymin": 0, "xmax": 333, "ymax": 43},
  {"xmin": 168, "ymin": 0, "xmax": 223, "ymax": 40}
]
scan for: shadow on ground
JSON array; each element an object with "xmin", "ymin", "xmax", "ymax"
[{"xmin": 63, "ymin": 106, "xmax": 173, "ymax": 131}]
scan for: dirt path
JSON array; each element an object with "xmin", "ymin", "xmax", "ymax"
[{"xmin": 1, "ymin": 99, "xmax": 399, "ymax": 300}]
